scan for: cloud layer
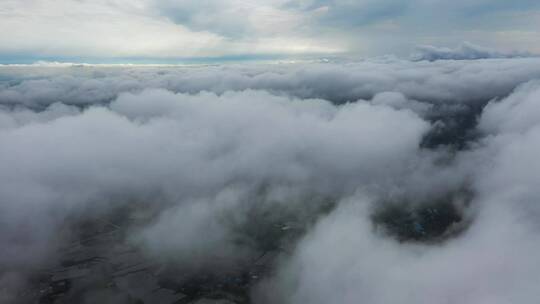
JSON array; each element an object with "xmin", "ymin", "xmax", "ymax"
[
  {"xmin": 3, "ymin": 57, "xmax": 540, "ymax": 108},
  {"xmin": 2, "ymin": 58, "xmax": 540, "ymax": 303}
]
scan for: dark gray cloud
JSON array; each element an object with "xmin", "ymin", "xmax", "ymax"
[{"xmin": 479, "ymin": 80, "xmax": 540, "ymax": 134}]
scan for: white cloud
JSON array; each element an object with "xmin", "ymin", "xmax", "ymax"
[
  {"xmin": 2, "ymin": 58, "xmax": 540, "ymax": 302},
  {"xmin": 479, "ymin": 80, "xmax": 540, "ymax": 134},
  {"xmin": 258, "ymin": 79, "xmax": 540, "ymax": 304},
  {"xmin": 0, "ymin": 86, "xmax": 427, "ymax": 274}
]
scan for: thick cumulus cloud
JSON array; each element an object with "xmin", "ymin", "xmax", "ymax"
[
  {"xmin": 476, "ymin": 80, "xmax": 540, "ymax": 224},
  {"xmin": 2, "ymin": 58, "xmax": 540, "ymax": 303},
  {"xmin": 0, "ymin": 86, "xmax": 428, "ymax": 300},
  {"xmin": 258, "ymin": 192, "xmax": 540, "ymax": 304},
  {"xmin": 479, "ymin": 80, "xmax": 540, "ymax": 134},
  {"xmin": 256, "ymin": 78, "xmax": 540, "ymax": 304}
]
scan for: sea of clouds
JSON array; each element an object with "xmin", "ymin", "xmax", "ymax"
[{"xmin": 2, "ymin": 56, "xmax": 540, "ymax": 303}]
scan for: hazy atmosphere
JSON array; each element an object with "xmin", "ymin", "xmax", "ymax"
[{"xmin": 1, "ymin": 1, "xmax": 540, "ymax": 304}]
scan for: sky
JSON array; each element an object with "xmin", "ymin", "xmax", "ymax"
[
  {"xmin": 1, "ymin": 0, "xmax": 540, "ymax": 63},
  {"xmin": 3, "ymin": 1, "xmax": 540, "ymax": 303}
]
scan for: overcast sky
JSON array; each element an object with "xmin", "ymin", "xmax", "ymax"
[{"xmin": 1, "ymin": 0, "xmax": 540, "ymax": 63}]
